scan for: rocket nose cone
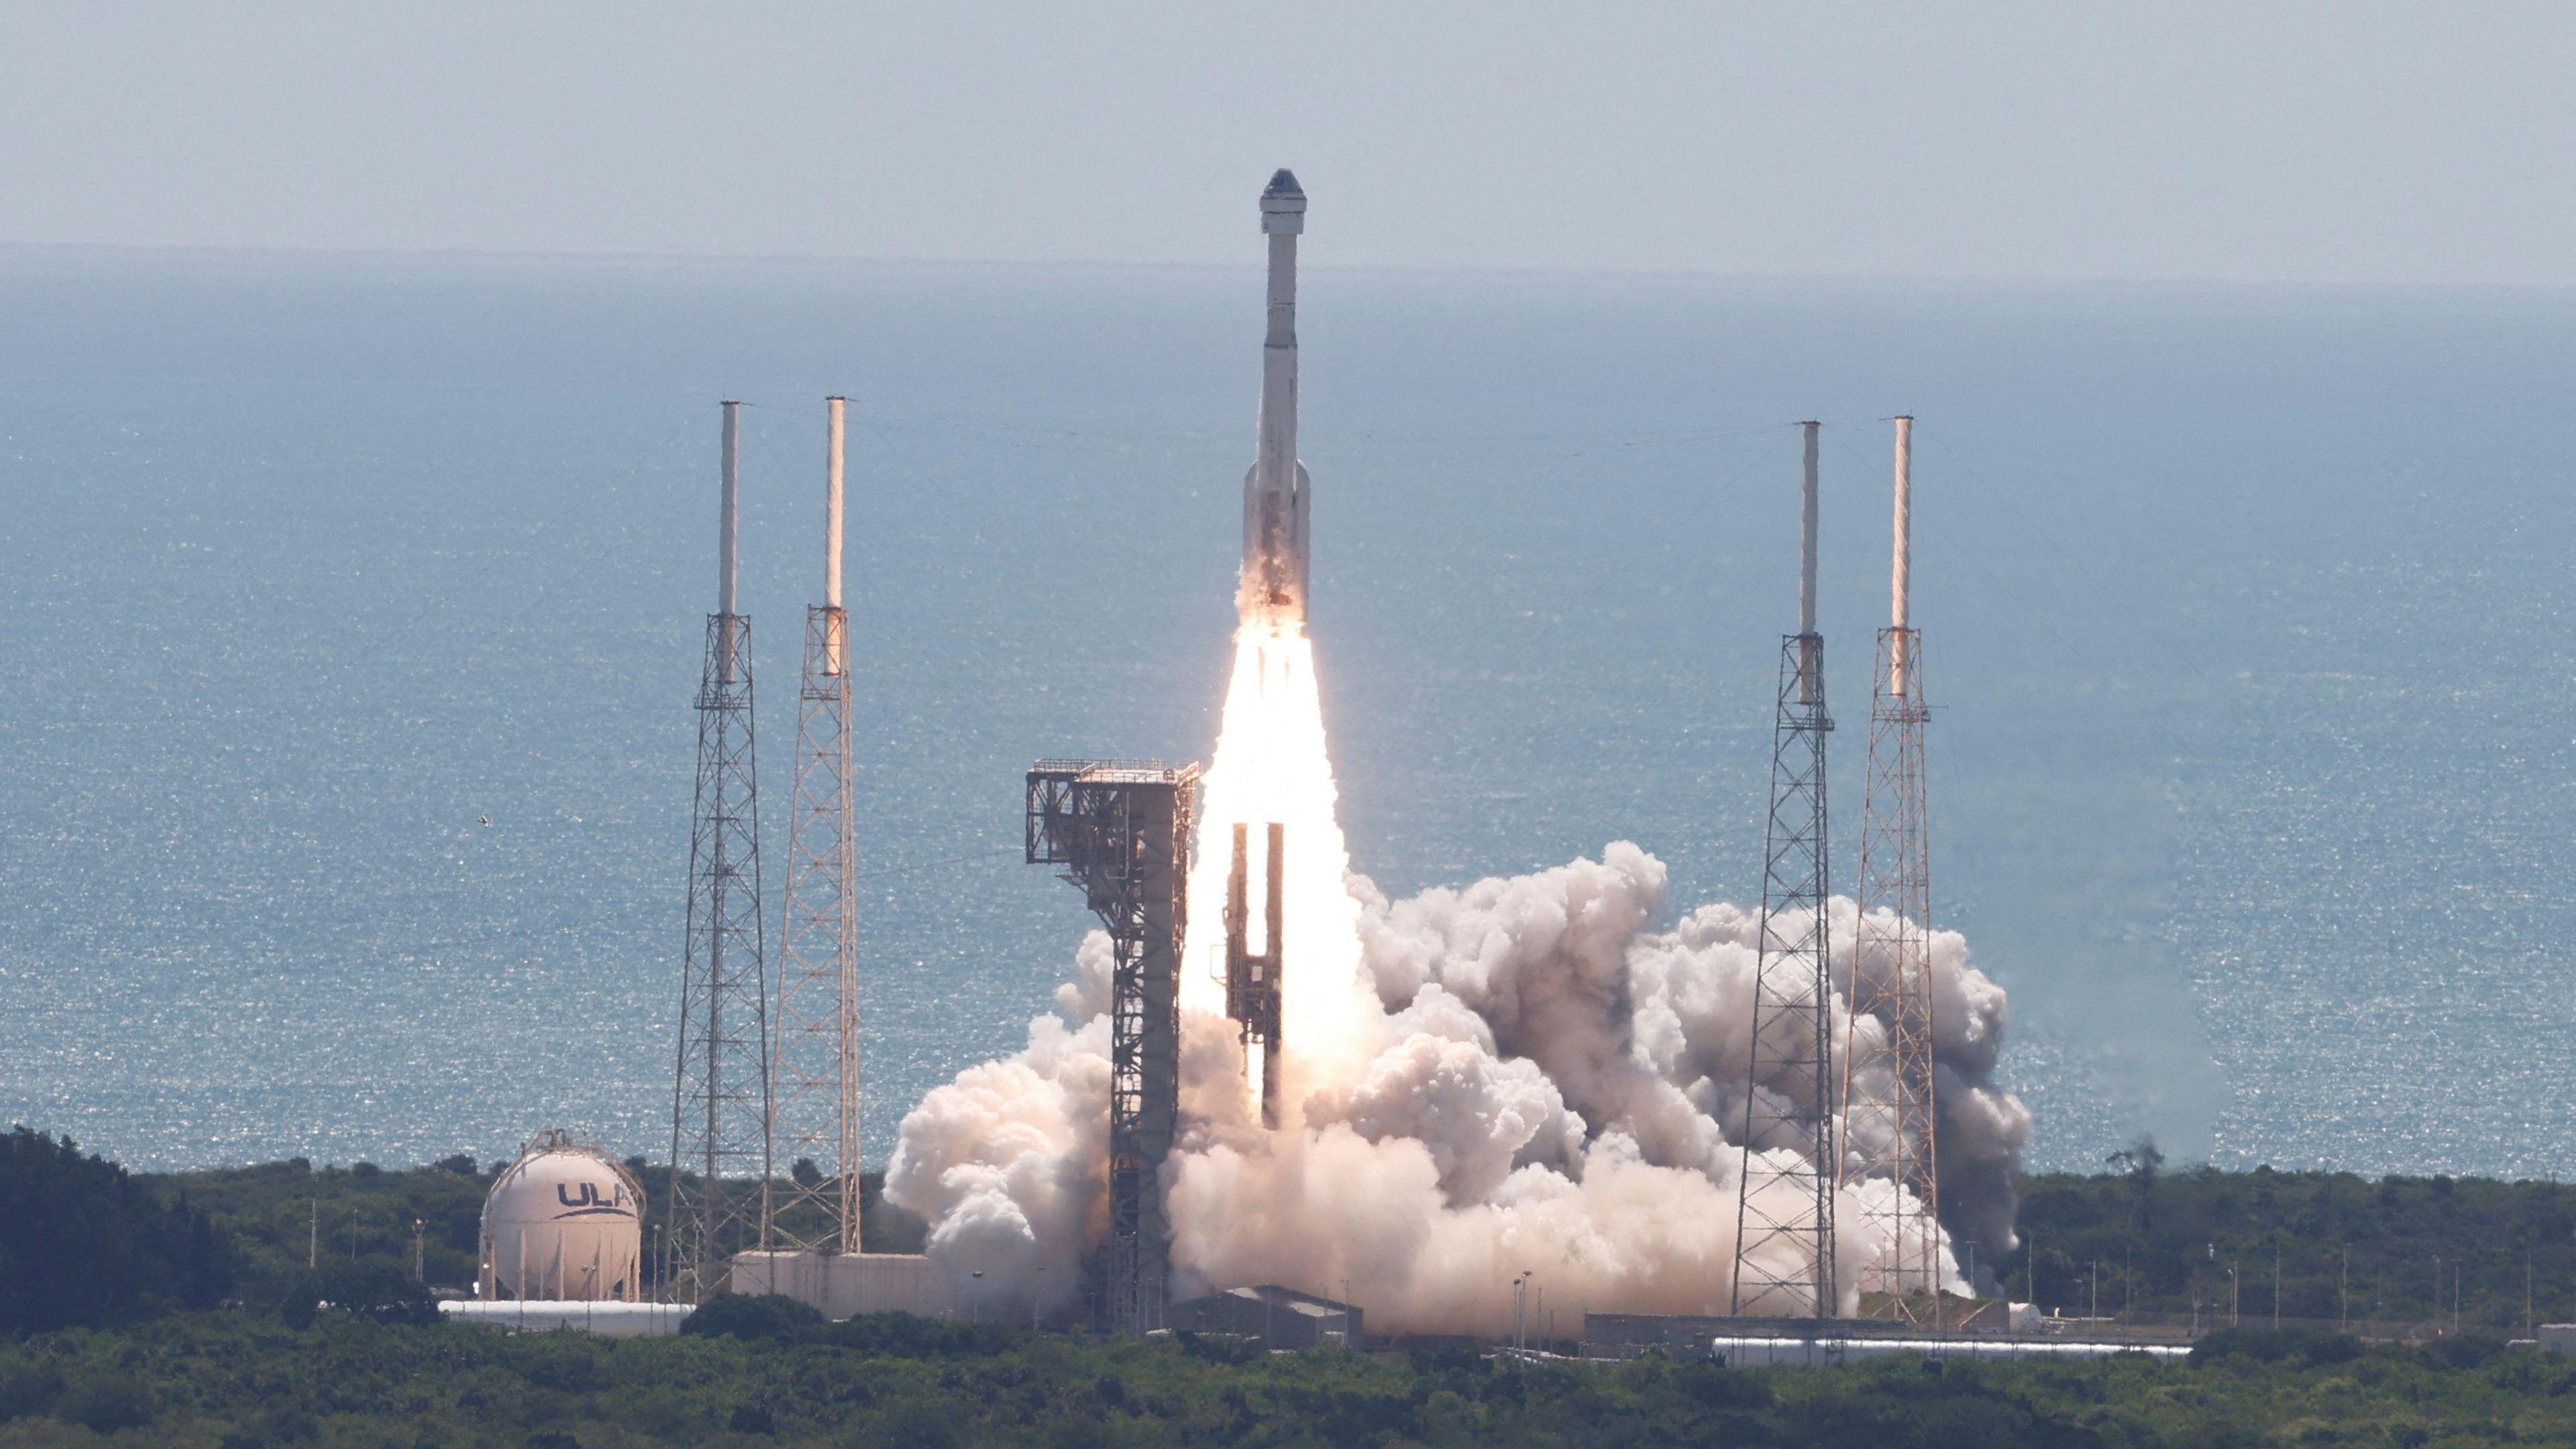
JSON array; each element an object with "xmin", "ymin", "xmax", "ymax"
[{"xmin": 1265, "ymin": 168, "xmax": 1303, "ymax": 199}]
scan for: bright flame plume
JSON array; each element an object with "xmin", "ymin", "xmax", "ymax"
[{"xmin": 1179, "ymin": 623, "xmax": 1373, "ymax": 1112}]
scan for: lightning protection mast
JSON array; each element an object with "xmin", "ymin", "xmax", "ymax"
[
  {"xmin": 1844, "ymin": 416, "xmax": 1941, "ymax": 1322},
  {"xmin": 667, "ymin": 400, "xmax": 775, "ymax": 1301},
  {"xmin": 1731, "ymin": 421, "xmax": 1839, "ymax": 1320},
  {"xmin": 768, "ymin": 397, "xmax": 863, "ymax": 1254}
]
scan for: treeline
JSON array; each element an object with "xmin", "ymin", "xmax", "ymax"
[
  {"xmin": 2011, "ymin": 1142, "xmax": 2576, "ymax": 1330},
  {"xmin": 0, "ymin": 1127, "xmax": 233, "ymax": 1333},
  {"xmin": 21, "ymin": 1123, "xmax": 2576, "ymax": 1342},
  {"xmin": 132, "ymin": 1148, "xmax": 925, "ymax": 1311},
  {"xmin": 5, "ymin": 1311, "xmax": 2575, "ymax": 1446},
  {"xmin": 17, "ymin": 1129, "xmax": 2576, "ymax": 1444}
]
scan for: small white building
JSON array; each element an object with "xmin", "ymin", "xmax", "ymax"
[
  {"xmin": 729, "ymin": 1250, "xmax": 959, "ymax": 1320},
  {"xmin": 1166, "ymin": 1285, "xmax": 1363, "ymax": 1348}
]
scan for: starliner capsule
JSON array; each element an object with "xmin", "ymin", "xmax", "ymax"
[{"xmin": 1240, "ymin": 168, "xmax": 1311, "ymax": 630}]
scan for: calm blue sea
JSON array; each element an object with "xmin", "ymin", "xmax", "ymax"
[{"xmin": 3, "ymin": 248, "xmax": 2571, "ymax": 1178}]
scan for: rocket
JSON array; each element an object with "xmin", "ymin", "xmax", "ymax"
[{"xmin": 1240, "ymin": 168, "xmax": 1310, "ymax": 629}]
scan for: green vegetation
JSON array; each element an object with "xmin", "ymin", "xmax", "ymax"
[
  {"xmin": 0, "ymin": 1128, "xmax": 233, "ymax": 1333},
  {"xmin": 5, "ymin": 1315, "xmax": 2576, "ymax": 1446},
  {"xmin": 2012, "ymin": 1139, "xmax": 2576, "ymax": 1330},
  {"xmin": 131, "ymin": 1152, "xmax": 923, "ymax": 1314},
  {"xmin": 22, "ymin": 1130, "xmax": 2576, "ymax": 1444}
]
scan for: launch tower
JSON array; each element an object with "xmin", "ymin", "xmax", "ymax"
[
  {"xmin": 1845, "ymin": 417, "xmax": 1941, "ymax": 1319},
  {"xmin": 1731, "ymin": 421, "xmax": 1839, "ymax": 1320},
  {"xmin": 1025, "ymin": 760, "xmax": 1201, "ymax": 1334},
  {"xmin": 769, "ymin": 397, "xmax": 863, "ymax": 1254},
  {"xmin": 667, "ymin": 402, "xmax": 775, "ymax": 1301}
]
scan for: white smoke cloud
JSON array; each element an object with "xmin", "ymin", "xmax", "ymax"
[{"xmin": 885, "ymin": 842, "xmax": 2032, "ymax": 1335}]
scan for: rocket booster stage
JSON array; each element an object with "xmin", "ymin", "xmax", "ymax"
[{"xmin": 1240, "ymin": 169, "xmax": 1311, "ymax": 630}]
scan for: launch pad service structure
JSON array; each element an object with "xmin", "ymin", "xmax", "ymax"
[{"xmin": 1025, "ymin": 760, "xmax": 1201, "ymax": 1335}]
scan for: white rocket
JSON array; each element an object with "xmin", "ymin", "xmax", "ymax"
[{"xmin": 1240, "ymin": 168, "xmax": 1311, "ymax": 629}]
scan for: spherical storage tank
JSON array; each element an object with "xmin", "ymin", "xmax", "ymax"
[{"xmin": 479, "ymin": 1130, "xmax": 645, "ymax": 1301}]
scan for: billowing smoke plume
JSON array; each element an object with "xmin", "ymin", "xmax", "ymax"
[{"xmin": 888, "ymin": 838, "xmax": 2031, "ymax": 1334}]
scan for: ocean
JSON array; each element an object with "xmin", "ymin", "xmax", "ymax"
[{"xmin": 3, "ymin": 247, "xmax": 2571, "ymax": 1179}]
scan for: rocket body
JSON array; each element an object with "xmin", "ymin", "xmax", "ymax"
[{"xmin": 1240, "ymin": 170, "xmax": 1311, "ymax": 630}]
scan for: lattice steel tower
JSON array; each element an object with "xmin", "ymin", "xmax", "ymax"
[
  {"xmin": 667, "ymin": 401, "xmax": 775, "ymax": 1301},
  {"xmin": 769, "ymin": 397, "xmax": 862, "ymax": 1254},
  {"xmin": 1845, "ymin": 416, "xmax": 1941, "ymax": 1319},
  {"xmin": 1732, "ymin": 421, "xmax": 1839, "ymax": 1320},
  {"xmin": 1025, "ymin": 761, "xmax": 1199, "ymax": 1335}
]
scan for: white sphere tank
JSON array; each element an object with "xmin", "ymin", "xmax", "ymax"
[{"xmin": 479, "ymin": 1130, "xmax": 645, "ymax": 1301}]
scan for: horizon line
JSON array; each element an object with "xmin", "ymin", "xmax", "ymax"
[{"xmin": 5, "ymin": 239, "xmax": 2575, "ymax": 300}]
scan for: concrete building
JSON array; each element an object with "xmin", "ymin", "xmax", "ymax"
[
  {"xmin": 729, "ymin": 1250, "xmax": 959, "ymax": 1321},
  {"xmin": 1166, "ymin": 1285, "xmax": 1361, "ymax": 1348}
]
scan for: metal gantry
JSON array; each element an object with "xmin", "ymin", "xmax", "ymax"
[
  {"xmin": 1845, "ymin": 417, "xmax": 1942, "ymax": 1320},
  {"xmin": 1733, "ymin": 421, "xmax": 1839, "ymax": 1320},
  {"xmin": 768, "ymin": 398, "xmax": 863, "ymax": 1255},
  {"xmin": 1024, "ymin": 760, "xmax": 1199, "ymax": 1335},
  {"xmin": 667, "ymin": 402, "xmax": 774, "ymax": 1302}
]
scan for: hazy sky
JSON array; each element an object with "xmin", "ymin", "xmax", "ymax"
[{"xmin": 5, "ymin": 2, "xmax": 2571, "ymax": 284}]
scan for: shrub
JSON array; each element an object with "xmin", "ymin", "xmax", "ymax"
[
  {"xmin": 326, "ymin": 1262, "xmax": 439, "ymax": 1325},
  {"xmin": 54, "ymin": 1371, "xmax": 156, "ymax": 1433},
  {"xmin": 1672, "ymin": 1361, "xmax": 1774, "ymax": 1409},
  {"xmin": 2190, "ymin": 1328, "xmax": 2364, "ymax": 1368},
  {"xmin": 0, "ymin": 1362, "xmax": 64, "ymax": 1420},
  {"xmin": 681, "ymin": 1292, "xmax": 823, "ymax": 1342},
  {"xmin": 857, "ymin": 1403, "xmax": 962, "ymax": 1449},
  {"xmin": 0, "ymin": 1126, "xmax": 238, "ymax": 1331},
  {"xmin": 2422, "ymin": 1336, "xmax": 2500, "ymax": 1371},
  {"xmin": 822, "ymin": 1311, "xmax": 1022, "ymax": 1358}
]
